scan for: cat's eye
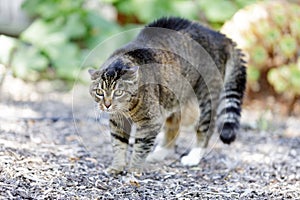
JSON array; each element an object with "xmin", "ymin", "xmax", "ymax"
[
  {"xmin": 96, "ymin": 89, "xmax": 104, "ymax": 96},
  {"xmin": 114, "ymin": 90, "xmax": 124, "ymax": 97}
]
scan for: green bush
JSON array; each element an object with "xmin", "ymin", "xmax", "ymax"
[
  {"xmin": 9, "ymin": 0, "xmax": 122, "ymax": 81},
  {"xmin": 268, "ymin": 62, "xmax": 300, "ymax": 97},
  {"xmin": 221, "ymin": 1, "xmax": 300, "ymax": 114},
  {"xmin": 109, "ymin": 0, "xmax": 258, "ymax": 28},
  {"xmin": 1, "ymin": 0, "xmax": 261, "ymax": 82}
]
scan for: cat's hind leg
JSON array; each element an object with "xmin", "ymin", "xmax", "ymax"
[
  {"xmin": 181, "ymin": 94, "xmax": 215, "ymax": 166},
  {"xmin": 146, "ymin": 112, "xmax": 180, "ymax": 162}
]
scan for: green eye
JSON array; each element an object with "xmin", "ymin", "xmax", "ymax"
[
  {"xmin": 114, "ymin": 90, "xmax": 124, "ymax": 97},
  {"xmin": 96, "ymin": 89, "xmax": 104, "ymax": 96}
]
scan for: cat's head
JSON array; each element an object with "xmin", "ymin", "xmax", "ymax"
[{"xmin": 88, "ymin": 63, "xmax": 139, "ymax": 113}]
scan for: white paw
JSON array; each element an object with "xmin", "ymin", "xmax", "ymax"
[
  {"xmin": 181, "ymin": 148, "xmax": 205, "ymax": 166},
  {"xmin": 146, "ymin": 146, "xmax": 174, "ymax": 163}
]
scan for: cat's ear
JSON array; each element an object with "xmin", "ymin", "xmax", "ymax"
[
  {"xmin": 88, "ymin": 69, "xmax": 101, "ymax": 80},
  {"xmin": 122, "ymin": 66, "xmax": 139, "ymax": 82}
]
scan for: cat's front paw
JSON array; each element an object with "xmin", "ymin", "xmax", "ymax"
[
  {"xmin": 146, "ymin": 146, "xmax": 174, "ymax": 162},
  {"xmin": 127, "ymin": 167, "xmax": 143, "ymax": 177},
  {"xmin": 181, "ymin": 147, "xmax": 205, "ymax": 166},
  {"xmin": 104, "ymin": 166, "xmax": 125, "ymax": 176}
]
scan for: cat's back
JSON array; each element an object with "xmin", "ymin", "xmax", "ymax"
[
  {"xmin": 132, "ymin": 17, "xmax": 233, "ymax": 69},
  {"xmin": 144, "ymin": 17, "xmax": 232, "ymax": 51}
]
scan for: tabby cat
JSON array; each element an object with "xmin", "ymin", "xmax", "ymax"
[{"xmin": 89, "ymin": 17, "xmax": 246, "ymax": 175}]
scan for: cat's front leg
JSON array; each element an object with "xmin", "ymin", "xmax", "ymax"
[
  {"xmin": 106, "ymin": 114, "xmax": 131, "ymax": 175},
  {"xmin": 146, "ymin": 112, "xmax": 181, "ymax": 162},
  {"xmin": 129, "ymin": 121, "xmax": 162, "ymax": 174}
]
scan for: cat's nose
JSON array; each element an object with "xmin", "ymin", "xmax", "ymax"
[{"xmin": 104, "ymin": 101, "xmax": 111, "ymax": 109}]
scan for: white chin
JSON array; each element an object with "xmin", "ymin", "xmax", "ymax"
[{"xmin": 105, "ymin": 108, "xmax": 116, "ymax": 113}]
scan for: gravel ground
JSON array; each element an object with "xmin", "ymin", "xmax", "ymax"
[{"xmin": 0, "ymin": 76, "xmax": 299, "ymax": 199}]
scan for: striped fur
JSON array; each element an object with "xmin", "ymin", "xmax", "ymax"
[
  {"xmin": 89, "ymin": 17, "xmax": 246, "ymax": 174},
  {"xmin": 217, "ymin": 45, "xmax": 246, "ymax": 144}
]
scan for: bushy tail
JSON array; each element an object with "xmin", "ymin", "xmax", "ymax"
[{"xmin": 216, "ymin": 45, "xmax": 246, "ymax": 144}]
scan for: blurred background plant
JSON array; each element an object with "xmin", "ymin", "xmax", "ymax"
[
  {"xmin": 221, "ymin": 1, "xmax": 300, "ymax": 114},
  {"xmin": 0, "ymin": 0, "xmax": 299, "ymax": 114},
  {"xmin": 0, "ymin": 0, "xmax": 122, "ymax": 81},
  {"xmin": 0, "ymin": 0, "xmax": 259, "ymax": 82}
]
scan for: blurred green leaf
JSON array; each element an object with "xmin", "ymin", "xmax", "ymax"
[
  {"xmin": 45, "ymin": 42, "xmax": 79, "ymax": 62},
  {"xmin": 250, "ymin": 46, "xmax": 268, "ymax": 66},
  {"xmin": 247, "ymin": 66, "xmax": 260, "ymax": 82},
  {"xmin": 22, "ymin": 0, "xmax": 59, "ymax": 19},
  {"xmin": 55, "ymin": 60, "xmax": 80, "ymax": 80},
  {"xmin": 12, "ymin": 44, "xmax": 49, "ymax": 80},
  {"xmin": 85, "ymin": 11, "xmax": 121, "ymax": 48},
  {"xmin": 267, "ymin": 64, "xmax": 300, "ymax": 96},
  {"xmin": 44, "ymin": 42, "xmax": 81, "ymax": 80},
  {"xmin": 22, "ymin": 0, "xmax": 85, "ymax": 19},
  {"xmin": 290, "ymin": 66, "xmax": 300, "ymax": 88},
  {"xmin": 63, "ymin": 13, "xmax": 87, "ymax": 39},
  {"xmin": 271, "ymin": 4, "xmax": 287, "ymax": 27},
  {"xmin": 235, "ymin": 0, "xmax": 260, "ymax": 8},
  {"xmin": 279, "ymin": 35, "xmax": 297, "ymax": 58},
  {"xmin": 197, "ymin": 0, "xmax": 238, "ymax": 22},
  {"xmin": 267, "ymin": 68, "xmax": 288, "ymax": 93},
  {"xmin": 0, "ymin": 35, "xmax": 18, "ymax": 65},
  {"xmin": 263, "ymin": 29, "xmax": 281, "ymax": 47},
  {"xmin": 255, "ymin": 20, "xmax": 271, "ymax": 36},
  {"xmin": 171, "ymin": 1, "xmax": 198, "ymax": 19},
  {"xmin": 21, "ymin": 19, "xmax": 67, "ymax": 47},
  {"xmin": 115, "ymin": 0, "xmax": 197, "ymax": 23},
  {"xmin": 290, "ymin": 20, "xmax": 300, "ymax": 37}
]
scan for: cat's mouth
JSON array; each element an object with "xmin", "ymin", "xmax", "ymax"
[{"xmin": 104, "ymin": 108, "xmax": 113, "ymax": 113}]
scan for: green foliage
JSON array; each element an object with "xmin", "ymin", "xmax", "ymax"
[
  {"xmin": 2, "ymin": 0, "xmax": 262, "ymax": 82},
  {"xmin": 0, "ymin": 35, "xmax": 18, "ymax": 65},
  {"xmin": 247, "ymin": 66, "xmax": 260, "ymax": 82},
  {"xmin": 197, "ymin": 0, "xmax": 238, "ymax": 23},
  {"xmin": 114, "ymin": 0, "xmax": 198, "ymax": 23},
  {"xmin": 278, "ymin": 35, "xmax": 297, "ymax": 58},
  {"xmin": 222, "ymin": 1, "xmax": 300, "ymax": 102},
  {"xmin": 9, "ymin": 0, "xmax": 123, "ymax": 81},
  {"xmin": 12, "ymin": 44, "xmax": 49, "ymax": 81},
  {"xmin": 197, "ymin": 0, "xmax": 260, "ymax": 28},
  {"xmin": 22, "ymin": 0, "xmax": 85, "ymax": 20},
  {"xmin": 84, "ymin": 11, "xmax": 121, "ymax": 49},
  {"xmin": 250, "ymin": 45, "xmax": 268, "ymax": 68},
  {"xmin": 268, "ymin": 62, "xmax": 300, "ymax": 96},
  {"xmin": 111, "ymin": 0, "xmax": 257, "ymax": 28}
]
